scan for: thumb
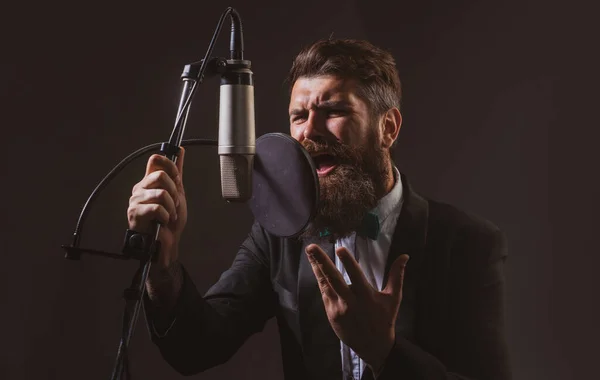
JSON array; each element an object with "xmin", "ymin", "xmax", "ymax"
[
  {"xmin": 172, "ymin": 147, "xmax": 185, "ymax": 194},
  {"xmin": 383, "ymin": 254, "xmax": 410, "ymax": 299},
  {"xmin": 176, "ymin": 147, "xmax": 185, "ymax": 181}
]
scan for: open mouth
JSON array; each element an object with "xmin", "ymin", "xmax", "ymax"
[{"xmin": 312, "ymin": 153, "xmax": 338, "ymax": 176}]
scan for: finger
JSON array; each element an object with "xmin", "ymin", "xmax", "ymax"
[
  {"xmin": 383, "ymin": 254, "xmax": 410, "ymax": 300},
  {"xmin": 146, "ymin": 154, "xmax": 180, "ymax": 181},
  {"xmin": 132, "ymin": 188, "xmax": 178, "ymax": 223},
  {"xmin": 175, "ymin": 147, "xmax": 185, "ymax": 185},
  {"xmin": 335, "ymin": 247, "xmax": 372, "ymax": 296},
  {"xmin": 139, "ymin": 171, "xmax": 180, "ymax": 207},
  {"xmin": 306, "ymin": 250, "xmax": 338, "ymax": 301},
  {"xmin": 305, "ymin": 244, "xmax": 351, "ymax": 300},
  {"xmin": 128, "ymin": 203, "xmax": 170, "ymax": 230}
]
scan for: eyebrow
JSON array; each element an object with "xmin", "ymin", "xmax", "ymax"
[{"xmin": 289, "ymin": 100, "xmax": 353, "ymax": 116}]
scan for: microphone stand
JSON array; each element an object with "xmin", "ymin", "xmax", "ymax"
[
  {"xmin": 107, "ymin": 59, "xmax": 196, "ymax": 380},
  {"xmin": 61, "ymin": 7, "xmax": 243, "ymax": 380}
]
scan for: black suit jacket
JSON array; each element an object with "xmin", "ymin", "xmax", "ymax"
[{"xmin": 144, "ymin": 174, "xmax": 511, "ymax": 379}]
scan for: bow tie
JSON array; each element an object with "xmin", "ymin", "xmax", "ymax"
[{"xmin": 319, "ymin": 211, "xmax": 381, "ymax": 240}]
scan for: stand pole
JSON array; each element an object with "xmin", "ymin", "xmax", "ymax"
[
  {"xmin": 61, "ymin": 8, "xmax": 241, "ymax": 379},
  {"xmin": 109, "ymin": 239, "xmax": 155, "ymax": 380},
  {"xmin": 110, "ymin": 69, "xmax": 196, "ymax": 379}
]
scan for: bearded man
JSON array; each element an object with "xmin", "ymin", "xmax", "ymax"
[{"xmin": 129, "ymin": 39, "xmax": 511, "ymax": 380}]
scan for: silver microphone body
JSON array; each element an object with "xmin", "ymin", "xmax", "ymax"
[{"xmin": 218, "ymin": 62, "xmax": 255, "ymax": 202}]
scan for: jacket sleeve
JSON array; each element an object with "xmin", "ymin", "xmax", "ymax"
[
  {"xmin": 374, "ymin": 223, "xmax": 511, "ymax": 380},
  {"xmin": 143, "ymin": 221, "xmax": 277, "ymax": 376}
]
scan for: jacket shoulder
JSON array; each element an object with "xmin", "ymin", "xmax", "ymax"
[
  {"xmin": 427, "ymin": 199, "xmax": 503, "ymax": 236},
  {"xmin": 425, "ymin": 198, "xmax": 508, "ymax": 266}
]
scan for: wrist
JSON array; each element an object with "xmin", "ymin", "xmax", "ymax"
[
  {"xmin": 146, "ymin": 260, "xmax": 182, "ymax": 308},
  {"xmin": 150, "ymin": 255, "xmax": 180, "ymax": 278},
  {"xmin": 366, "ymin": 334, "xmax": 395, "ymax": 376}
]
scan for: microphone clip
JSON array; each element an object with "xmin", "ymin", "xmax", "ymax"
[
  {"xmin": 181, "ymin": 57, "xmax": 227, "ymax": 81},
  {"xmin": 181, "ymin": 57, "xmax": 252, "ymax": 82}
]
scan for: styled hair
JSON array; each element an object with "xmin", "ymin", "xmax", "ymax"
[{"xmin": 287, "ymin": 38, "xmax": 402, "ymax": 118}]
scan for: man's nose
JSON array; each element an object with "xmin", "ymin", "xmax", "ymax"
[{"xmin": 302, "ymin": 112, "xmax": 326, "ymax": 141}]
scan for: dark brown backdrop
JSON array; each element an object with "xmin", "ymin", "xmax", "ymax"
[{"xmin": 1, "ymin": 0, "xmax": 591, "ymax": 379}]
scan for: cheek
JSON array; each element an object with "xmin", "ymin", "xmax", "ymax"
[
  {"xmin": 329, "ymin": 119, "xmax": 366, "ymax": 145},
  {"xmin": 290, "ymin": 124, "xmax": 303, "ymax": 141}
]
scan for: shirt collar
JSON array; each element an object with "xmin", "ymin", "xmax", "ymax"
[{"xmin": 372, "ymin": 166, "xmax": 403, "ymax": 225}]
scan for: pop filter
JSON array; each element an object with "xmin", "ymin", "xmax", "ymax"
[{"xmin": 249, "ymin": 133, "xmax": 319, "ymax": 238}]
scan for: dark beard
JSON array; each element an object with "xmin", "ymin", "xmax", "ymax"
[{"xmin": 300, "ymin": 133, "xmax": 391, "ymax": 241}]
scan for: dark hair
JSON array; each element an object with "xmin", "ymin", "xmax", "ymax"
[{"xmin": 287, "ymin": 38, "xmax": 402, "ymax": 118}]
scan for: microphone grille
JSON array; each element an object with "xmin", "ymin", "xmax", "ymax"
[{"xmin": 220, "ymin": 155, "xmax": 253, "ymax": 202}]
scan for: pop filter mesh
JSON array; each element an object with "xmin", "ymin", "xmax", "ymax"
[{"xmin": 249, "ymin": 133, "xmax": 319, "ymax": 238}]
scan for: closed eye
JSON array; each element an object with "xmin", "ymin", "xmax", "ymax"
[
  {"xmin": 291, "ymin": 115, "xmax": 307, "ymax": 123},
  {"xmin": 327, "ymin": 109, "xmax": 348, "ymax": 117},
  {"xmin": 289, "ymin": 108, "xmax": 308, "ymax": 124}
]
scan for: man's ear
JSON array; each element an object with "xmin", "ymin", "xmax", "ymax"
[{"xmin": 381, "ymin": 107, "xmax": 402, "ymax": 149}]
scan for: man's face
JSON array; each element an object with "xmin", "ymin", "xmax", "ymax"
[
  {"xmin": 289, "ymin": 75, "xmax": 373, "ymax": 158},
  {"xmin": 289, "ymin": 75, "xmax": 392, "ymax": 239}
]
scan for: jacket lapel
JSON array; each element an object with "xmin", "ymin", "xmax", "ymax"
[
  {"xmin": 298, "ymin": 235, "xmax": 343, "ymax": 379},
  {"xmin": 361, "ymin": 174, "xmax": 430, "ymax": 380},
  {"xmin": 382, "ymin": 173, "xmax": 429, "ymax": 343}
]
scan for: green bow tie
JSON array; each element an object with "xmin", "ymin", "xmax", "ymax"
[{"xmin": 319, "ymin": 211, "xmax": 381, "ymax": 240}]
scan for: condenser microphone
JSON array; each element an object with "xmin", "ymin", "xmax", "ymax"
[{"xmin": 218, "ymin": 11, "xmax": 255, "ymax": 202}]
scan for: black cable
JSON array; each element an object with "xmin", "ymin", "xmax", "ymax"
[
  {"xmin": 65, "ymin": 7, "xmax": 241, "ymax": 379},
  {"xmin": 69, "ymin": 139, "xmax": 216, "ymax": 250},
  {"xmin": 71, "ymin": 6, "xmax": 237, "ymax": 249},
  {"xmin": 167, "ymin": 7, "xmax": 236, "ymax": 148}
]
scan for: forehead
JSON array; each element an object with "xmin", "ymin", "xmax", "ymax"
[{"xmin": 289, "ymin": 75, "xmax": 364, "ymax": 110}]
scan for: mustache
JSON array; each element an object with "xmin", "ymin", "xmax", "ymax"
[{"xmin": 301, "ymin": 139, "xmax": 357, "ymax": 163}]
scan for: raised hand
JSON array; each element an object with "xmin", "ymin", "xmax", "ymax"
[{"xmin": 305, "ymin": 243, "xmax": 409, "ymax": 372}]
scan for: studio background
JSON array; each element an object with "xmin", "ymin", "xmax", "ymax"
[{"xmin": 1, "ymin": 0, "xmax": 587, "ymax": 379}]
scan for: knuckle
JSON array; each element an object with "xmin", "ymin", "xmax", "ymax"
[
  {"xmin": 128, "ymin": 194, "xmax": 136, "ymax": 205},
  {"xmin": 148, "ymin": 154, "xmax": 164, "ymax": 167},
  {"xmin": 127, "ymin": 206, "xmax": 134, "ymax": 221},
  {"xmin": 155, "ymin": 188, "xmax": 168, "ymax": 202},
  {"xmin": 127, "ymin": 206, "xmax": 139, "ymax": 226},
  {"xmin": 143, "ymin": 172, "xmax": 156, "ymax": 186},
  {"xmin": 155, "ymin": 170, "xmax": 173, "ymax": 185}
]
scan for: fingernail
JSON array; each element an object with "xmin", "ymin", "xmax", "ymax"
[
  {"xmin": 174, "ymin": 213, "xmax": 178, "ymax": 221},
  {"xmin": 176, "ymin": 198, "xmax": 180, "ymax": 207}
]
